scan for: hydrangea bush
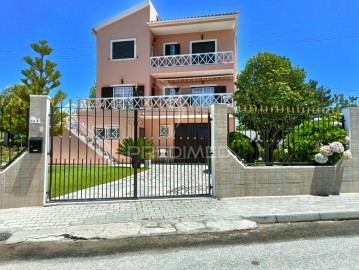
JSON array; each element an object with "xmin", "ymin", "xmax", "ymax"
[
  {"xmin": 314, "ymin": 141, "xmax": 352, "ymax": 164},
  {"xmin": 278, "ymin": 114, "xmax": 351, "ymax": 165}
]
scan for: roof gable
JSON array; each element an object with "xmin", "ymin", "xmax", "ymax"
[{"xmin": 93, "ymin": 0, "xmax": 151, "ymax": 33}]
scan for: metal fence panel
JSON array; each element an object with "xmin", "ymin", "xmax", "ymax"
[{"xmin": 47, "ymin": 101, "xmax": 212, "ymax": 202}]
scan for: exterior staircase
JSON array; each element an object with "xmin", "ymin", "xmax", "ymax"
[{"xmin": 66, "ymin": 115, "xmax": 117, "ymax": 165}]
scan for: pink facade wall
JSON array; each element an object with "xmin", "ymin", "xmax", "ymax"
[
  {"xmin": 96, "ymin": 6, "xmax": 153, "ymax": 96},
  {"xmin": 153, "ymin": 30, "xmax": 235, "ymax": 56},
  {"xmin": 95, "ymin": 4, "xmax": 237, "ymax": 97},
  {"xmin": 154, "ymin": 79, "xmax": 235, "ymax": 95}
]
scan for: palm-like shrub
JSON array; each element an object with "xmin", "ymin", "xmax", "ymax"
[{"xmin": 117, "ymin": 137, "xmax": 154, "ymax": 161}]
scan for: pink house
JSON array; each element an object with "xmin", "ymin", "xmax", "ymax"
[
  {"xmin": 93, "ymin": 0, "xmax": 238, "ymax": 99},
  {"xmin": 53, "ymin": 0, "xmax": 238, "ymax": 164}
]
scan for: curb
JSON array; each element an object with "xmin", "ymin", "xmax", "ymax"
[{"xmin": 243, "ymin": 210, "xmax": 359, "ymax": 224}]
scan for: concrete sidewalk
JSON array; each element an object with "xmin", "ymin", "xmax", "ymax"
[{"xmin": 1, "ymin": 193, "xmax": 359, "ymax": 244}]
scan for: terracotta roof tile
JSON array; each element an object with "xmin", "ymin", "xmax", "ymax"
[{"xmin": 149, "ymin": 11, "xmax": 238, "ymax": 23}]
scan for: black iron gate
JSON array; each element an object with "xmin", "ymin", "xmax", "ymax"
[{"xmin": 47, "ymin": 99, "xmax": 212, "ymax": 202}]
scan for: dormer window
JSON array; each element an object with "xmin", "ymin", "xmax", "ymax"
[{"xmin": 111, "ymin": 38, "xmax": 136, "ymax": 60}]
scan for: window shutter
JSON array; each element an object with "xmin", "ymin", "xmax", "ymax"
[
  {"xmin": 101, "ymin": 87, "xmax": 113, "ymax": 98},
  {"xmin": 165, "ymin": 45, "xmax": 171, "ymax": 56},
  {"xmin": 112, "ymin": 40, "xmax": 135, "ymax": 59},
  {"xmin": 175, "ymin": 44, "xmax": 180, "ymax": 55}
]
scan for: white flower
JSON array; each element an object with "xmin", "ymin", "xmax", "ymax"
[
  {"xmin": 342, "ymin": 150, "xmax": 352, "ymax": 160},
  {"xmin": 345, "ymin": 136, "xmax": 350, "ymax": 145},
  {"xmin": 284, "ymin": 149, "xmax": 288, "ymax": 154},
  {"xmin": 329, "ymin": 141, "xmax": 344, "ymax": 153},
  {"xmin": 315, "ymin": 153, "xmax": 328, "ymax": 164},
  {"xmin": 320, "ymin": 145, "xmax": 333, "ymax": 156},
  {"xmin": 332, "ymin": 121, "xmax": 342, "ymax": 128}
]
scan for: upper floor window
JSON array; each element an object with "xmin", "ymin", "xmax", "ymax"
[
  {"xmin": 111, "ymin": 38, "xmax": 136, "ymax": 60},
  {"xmin": 164, "ymin": 43, "xmax": 180, "ymax": 56},
  {"xmin": 191, "ymin": 40, "xmax": 216, "ymax": 64}
]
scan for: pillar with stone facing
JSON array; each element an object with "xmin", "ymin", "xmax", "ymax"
[{"xmin": 0, "ymin": 95, "xmax": 50, "ymax": 208}]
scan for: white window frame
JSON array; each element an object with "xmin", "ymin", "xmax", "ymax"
[
  {"xmin": 113, "ymin": 86, "xmax": 134, "ymax": 109},
  {"xmin": 159, "ymin": 125, "xmax": 170, "ymax": 137},
  {"xmin": 110, "ymin": 38, "xmax": 136, "ymax": 61},
  {"xmin": 113, "ymin": 86, "xmax": 134, "ymax": 98},
  {"xmin": 191, "ymin": 86, "xmax": 215, "ymax": 107},
  {"xmin": 163, "ymin": 42, "xmax": 179, "ymax": 56}
]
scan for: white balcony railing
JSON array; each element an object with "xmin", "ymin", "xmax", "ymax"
[
  {"xmin": 150, "ymin": 51, "xmax": 233, "ymax": 68},
  {"xmin": 63, "ymin": 93, "xmax": 234, "ymax": 113}
]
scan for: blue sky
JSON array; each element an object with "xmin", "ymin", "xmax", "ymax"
[{"xmin": 1, "ymin": 0, "xmax": 358, "ymax": 100}]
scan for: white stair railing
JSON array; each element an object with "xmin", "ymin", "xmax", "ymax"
[{"xmin": 66, "ymin": 115, "xmax": 117, "ymax": 164}]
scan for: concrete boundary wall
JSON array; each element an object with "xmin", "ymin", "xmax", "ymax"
[
  {"xmin": 0, "ymin": 95, "xmax": 50, "ymax": 209},
  {"xmin": 212, "ymin": 105, "xmax": 359, "ymax": 198}
]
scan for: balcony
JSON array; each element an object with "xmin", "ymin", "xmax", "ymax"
[
  {"xmin": 64, "ymin": 93, "xmax": 234, "ymax": 112},
  {"xmin": 150, "ymin": 51, "xmax": 233, "ymax": 68}
]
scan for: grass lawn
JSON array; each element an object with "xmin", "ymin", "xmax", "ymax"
[{"xmin": 48, "ymin": 165, "xmax": 146, "ymax": 197}]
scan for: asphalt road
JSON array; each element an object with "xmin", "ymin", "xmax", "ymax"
[{"xmin": 1, "ymin": 220, "xmax": 358, "ymax": 269}]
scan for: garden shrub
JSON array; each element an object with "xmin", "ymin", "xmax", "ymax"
[
  {"xmin": 228, "ymin": 131, "xmax": 258, "ymax": 163},
  {"xmin": 278, "ymin": 114, "xmax": 349, "ymax": 164}
]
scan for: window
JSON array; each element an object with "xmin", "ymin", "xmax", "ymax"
[
  {"xmin": 163, "ymin": 88, "xmax": 181, "ymax": 107},
  {"xmin": 113, "ymin": 86, "xmax": 133, "ymax": 108},
  {"xmin": 111, "ymin": 39, "xmax": 136, "ymax": 60},
  {"xmin": 164, "ymin": 43, "xmax": 180, "ymax": 56},
  {"xmin": 191, "ymin": 40, "xmax": 216, "ymax": 64},
  {"xmin": 95, "ymin": 127, "xmax": 120, "ymax": 140},
  {"xmin": 192, "ymin": 87, "xmax": 215, "ymax": 106},
  {"xmin": 164, "ymin": 88, "xmax": 178, "ymax": 96},
  {"xmin": 159, "ymin": 125, "xmax": 170, "ymax": 137},
  {"xmin": 113, "ymin": 87, "xmax": 133, "ymax": 98}
]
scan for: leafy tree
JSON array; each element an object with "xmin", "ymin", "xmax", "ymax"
[
  {"xmin": 89, "ymin": 81, "xmax": 96, "ymax": 98},
  {"xmin": 234, "ymin": 52, "xmax": 323, "ymax": 164},
  {"xmin": 18, "ymin": 40, "xmax": 67, "ymax": 135},
  {"xmin": 234, "ymin": 52, "xmax": 319, "ymax": 109},
  {"xmin": 308, "ymin": 80, "xmax": 357, "ymax": 110},
  {"xmin": 0, "ymin": 85, "xmax": 28, "ymax": 147},
  {"xmin": 0, "ymin": 86, "xmax": 17, "ymax": 105},
  {"xmin": 20, "ymin": 40, "xmax": 64, "ymax": 98},
  {"xmin": 332, "ymin": 94, "xmax": 358, "ymax": 111},
  {"xmin": 309, "ymin": 80, "xmax": 333, "ymax": 108}
]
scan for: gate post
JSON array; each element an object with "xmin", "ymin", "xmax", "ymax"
[
  {"xmin": 29, "ymin": 95, "xmax": 51, "ymax": 205},
  {"xmin": 210, "ymin": 104, "xmax": 229, "ymax": 198}
]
